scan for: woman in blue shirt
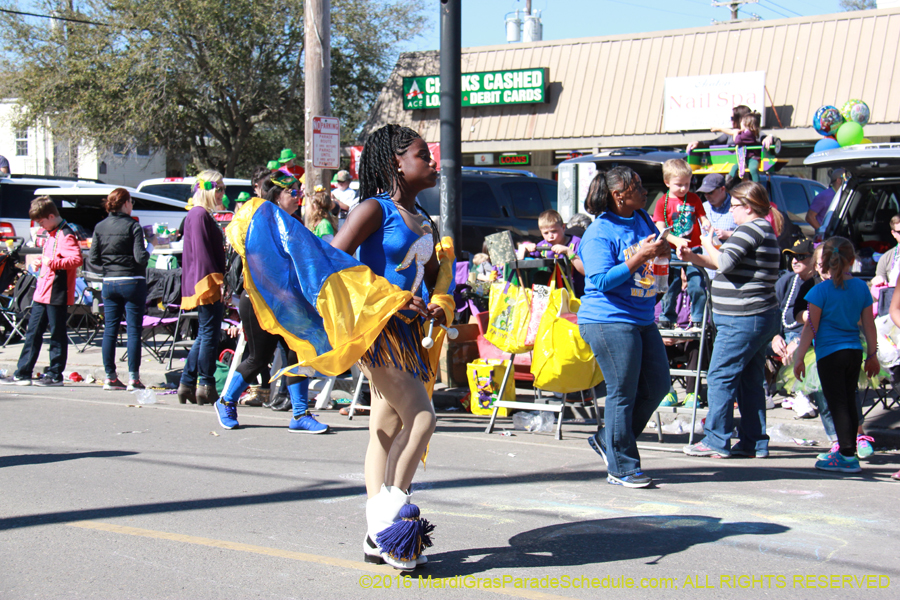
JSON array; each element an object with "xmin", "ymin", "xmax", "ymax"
[{"xmin": 578, "ymin": 167, "xmax": 671, "ymax": 488}]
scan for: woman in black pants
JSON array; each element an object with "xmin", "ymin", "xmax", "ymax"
[{"xmin": 213, "ymin": 172, "xmax": 329, "ymax": 433}]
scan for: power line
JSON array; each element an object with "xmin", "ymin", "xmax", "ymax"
[
  {"xmin": 0, "ymin": 8, "xmax": 110, "ymax": 28},
  {"xmin": 604, "ymin": 0, "xmax": 707, "ymax": 20},
  {"xmin": 762, "ymin": 1, "xmax": 803, "ymax": 18}
]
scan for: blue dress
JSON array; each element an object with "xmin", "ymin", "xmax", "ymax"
[{"xmin": 357, "ymin": 194, "xmax": 435, "ymax": 382}]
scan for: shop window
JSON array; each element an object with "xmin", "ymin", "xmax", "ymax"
[{"xmin": 461, "ymin": 181, "xmax": 501, "ymax": 218}]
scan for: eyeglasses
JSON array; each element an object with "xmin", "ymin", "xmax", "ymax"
[{"xmin": 729, "ymin": 202, "xmax": 746, "ymax": 210}]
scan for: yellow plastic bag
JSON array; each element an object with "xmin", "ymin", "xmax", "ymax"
[
  {"xmin": 466, "ymin": 359, "xmax": 514, "ymax": 416},
  {"xmin": 530, "ymin": 287, "xmax": 604, "ymax": 393},
  {"xmin": 484, "ymin": 280, "xmax": 533, "ymax": 354}
]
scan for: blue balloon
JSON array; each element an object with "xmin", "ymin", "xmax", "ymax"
[{"xmin": 814, "ymin": 137, "xmax": 841, "ymax": 152}]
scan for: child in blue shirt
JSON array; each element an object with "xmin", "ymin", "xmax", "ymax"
[{"xmin": 794, "ymin": 237, "xmax": 879, "ymax": 474}]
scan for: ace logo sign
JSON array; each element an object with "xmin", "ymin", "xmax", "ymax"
[{"xmin": 403, "ymin": 69, "xmax": 549, "ymax": 110}]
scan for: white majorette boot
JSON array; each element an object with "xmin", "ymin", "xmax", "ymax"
[{"xmin": 363, "ymin": 485, "xmax": 432, "ymax": 570}]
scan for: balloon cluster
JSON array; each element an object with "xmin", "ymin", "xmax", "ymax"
[{"xmin": 813, "ymin": 100, "xmax": 872, "ymax": 152}]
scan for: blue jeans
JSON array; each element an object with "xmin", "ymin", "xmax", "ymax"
[
  {"xmin": 15, "ymin": 302, "xmax": 68, "ymax": 379},
  {"xmin": 579, "ymin": 322, "xmax": 671, "ymax": 477},
  {"xmin": 702, "ymin": 309, "xmax": 780, "ymax": 454},
  {"xmin": 102, "ymin": 279, "xmax": 148, "ymax": 379},
  {"xmin": 180, "ymin": 301, "xmax": 224, "ymax": 387}
]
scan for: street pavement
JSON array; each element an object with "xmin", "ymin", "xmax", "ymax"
[{"xmin": 1, "ymin": 340, "xmax": 900, "ymax": 599}]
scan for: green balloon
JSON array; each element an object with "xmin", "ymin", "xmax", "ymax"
[{"xmin": 836, "ymin": 121, "xmax": 864, "ymax": 147}]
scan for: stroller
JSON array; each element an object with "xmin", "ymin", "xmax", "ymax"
[{"xmin": 0, "ymin": 238, "xmax": 31, "ymax": 346}]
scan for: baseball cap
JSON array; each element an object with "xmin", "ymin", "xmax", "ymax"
[
  {"xmin": 783, "ymin": 238, "xmax": 815, "ymax": 256},
  {"xmin": 697, "ymin": 173, "xmax": 726, "ymax": 194},
  {"xmin": 336, "ymin": 170, "xmax": 352, "ymax": 182},
  {"xmin": 828, "ymin": 168, "xmax": 846, "ymax": 182}
]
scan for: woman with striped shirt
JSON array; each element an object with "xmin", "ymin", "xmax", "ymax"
[{"xmin": 676, "ymin": 182, "xmax": 783, "ymax": 459}]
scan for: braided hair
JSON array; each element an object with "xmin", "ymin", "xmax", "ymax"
[
  {"xmin": 583, "ymin": 167, "xmax": 637, "ymax": 216},
  {"xmin": 358, "ymin": 124, "xmax": 421, "ymax": 200}
]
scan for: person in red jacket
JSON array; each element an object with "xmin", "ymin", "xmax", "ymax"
[{"xmin": 0, "ymin": 197, "xmax": 83, "ymax": 386}]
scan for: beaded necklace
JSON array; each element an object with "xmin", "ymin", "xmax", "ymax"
[{"xmin": 781, "ymin": 274, "xmax": 801, "ymax": 330}]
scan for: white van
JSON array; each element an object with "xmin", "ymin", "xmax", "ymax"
[
  {"xmin": 0, "ymin": 175, "xmax": 107, "ymax": 243},
  {"xmin": 35, "ymin": 184, "xmax": 189, "ymax": 238},
  {"xmin": 136, "ymin": 177, "xmax": 254, "ymax": 205}
]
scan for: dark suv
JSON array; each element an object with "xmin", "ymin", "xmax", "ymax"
[
  {"xmin": 557, "ymin": 148, "xmax": 824, "ymax": 238},
  {"xmin": 805, "ymin": 143, "xmax": 900, "ymax": 277},
  {"xmin": 415, "ymin": 168, "xmax": 558, "ymax": 255}
]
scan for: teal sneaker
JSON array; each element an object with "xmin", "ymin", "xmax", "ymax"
[
  {"xmin": 815, "ymin": 451, "xmax": 861, "ymax": 474},
  {"xmin": 856, "ymin": 435, "xmax": 874, "ymax": 459},
  {"xmin": 817, "ymin": 441, "xmax": 840, "ymax": 460},
  {"xmin": 659, "ymin": 392, "xmax": 679, "ymax": 407},
  {"xmin": 683, "ymin": 393, "xmax": 699, "ymax": 408}
]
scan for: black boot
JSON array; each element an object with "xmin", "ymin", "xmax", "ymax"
[{"xmin": 270, "ymin": 393, "xmax": 292, "ymax": 411}]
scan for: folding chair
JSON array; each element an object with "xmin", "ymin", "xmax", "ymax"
[
  {"xmin": 166, "ymin": 306, "xmax": 199, "ymax": 369},
  {"xmin": 118, "ymin": 306, "xmax": 180, "ymax": 364},
  {"xmin": 67, "ymin": 275, "xmax": 104, "ymax": 353},
  {"xmin": 1, "ymin": 271, "xmax": 36, "ymax": 347}
]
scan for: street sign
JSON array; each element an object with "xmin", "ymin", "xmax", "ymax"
[
  {"xmin": 312, "ymin": 116, "xmax": 340, "ymax": 169},
  {"xmin": 403, "ymin": 68, "xmax": 549, "ymax": 110}
]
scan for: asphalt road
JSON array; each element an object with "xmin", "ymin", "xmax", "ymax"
[{"xmin": 1, "ymin": 384, "xmax": 899, "ymax": 600}]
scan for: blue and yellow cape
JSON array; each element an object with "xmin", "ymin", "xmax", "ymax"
[{"xmin": 226, "ymin": 198, "xmax": 455, "ymax": 382}]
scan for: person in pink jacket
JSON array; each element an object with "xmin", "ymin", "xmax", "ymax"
[{"xmin": 0, "ymin": 197, "xmax": 83, "ymax": 386}]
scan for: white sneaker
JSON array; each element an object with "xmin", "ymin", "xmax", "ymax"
[
  {"xmin": 791, "ymin": 393, "xmax": 817, "ymax": 419},
  {"xmin": 765, "ymin": 396, "xmax": 775, "ymax": 410}
]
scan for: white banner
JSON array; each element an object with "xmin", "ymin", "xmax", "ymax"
[{"xmin": 664, "ymin": 71, "xmax": 766, "ymax": 131}]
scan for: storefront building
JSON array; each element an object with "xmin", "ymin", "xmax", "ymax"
[{"xmin": 359, "ymin": 7, "xmax": 900, "ymax": 182}]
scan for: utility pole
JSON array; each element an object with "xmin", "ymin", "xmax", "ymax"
[
  {"xmin": 711, "ymin": 0, "xmax": 759, "ymax": 22},
  {"xmin": 304, "ymin": 0, "xmax": 331, "ymax": 194},
  {"xmin": 440, "ymin": 0, "xmax": 462, "ymax": 253}
]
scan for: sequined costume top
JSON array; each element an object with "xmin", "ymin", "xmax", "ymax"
[{"xmin": 357, "ymin": 193, "xmax": 436, "ymax": 381}]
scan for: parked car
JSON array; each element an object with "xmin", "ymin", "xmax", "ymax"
[
  {"xmin": 557, "ymin": 148, "xmax": 825, "ymax": 240},
  {"xmin": 0, "ymin": 175, "xmax": 107, "ymax": 242},
  {"xmin": 415, "ymin": 167, "xmax": 558, "ymax": 255},
  {"xmin": 137, "ymin": 177, "xmax": 255, "ymax": 206},
  {"xmin": 34, "ymin": 184, "xmax": 189, "ymax": 237},
  {"xmin": 804, "ymin": 143, "xmax": 900, "ymax": 277}
]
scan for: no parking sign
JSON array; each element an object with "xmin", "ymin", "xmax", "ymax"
[{"xmin": 312, "ymin": 116, "xmax": 340, "ymax": 169}]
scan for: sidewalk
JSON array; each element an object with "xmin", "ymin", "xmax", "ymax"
[{"xmin": 2, "ymin": 336, "xmax": 899, "ymax": 449}]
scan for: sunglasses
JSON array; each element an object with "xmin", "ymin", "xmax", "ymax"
[
  {"xmin": 791, "ymin": 254, "xmax": 810, "ymax": 261},
  {"xmin": 287, "ymin": 189, "xmax": 300, "ymax": 198}
]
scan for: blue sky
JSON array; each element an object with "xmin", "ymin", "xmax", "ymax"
[{"xmin": 414, "ymin": 1, "xmax": 855, "ymax": 51}]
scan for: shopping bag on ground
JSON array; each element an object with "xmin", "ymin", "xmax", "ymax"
[
  {"xmin": 530, "ymin": 287, "xmax": 604, "ymax": 393},
  {"xmin": 467, "ymin": 358, "xmax": 514, "ymax": 416},
  {"xmin": 485, "ymin": 280, "xmax": 533, "ymax": 353}
]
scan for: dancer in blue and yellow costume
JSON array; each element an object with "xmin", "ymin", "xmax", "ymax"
[{"xmin": 226, "ymin": 125, "xmax": 453, "ymax": 571}]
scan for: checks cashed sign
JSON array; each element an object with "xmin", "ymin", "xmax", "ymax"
[
  {"xmin": 403, "ymin": 69, "xmax": 549, "ymax": 110},
  {"xmin": 664, "ymin": 71, "xmax": 766, "ymax": 131}
]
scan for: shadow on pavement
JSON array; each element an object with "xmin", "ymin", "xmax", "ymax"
[
  {"xmin": 423, "ymin": 515, "xmax": 788, "ymax": 575},
  {"xmin": 0, "ymin": 450, "xmax": 138, "ymax": 469}
]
